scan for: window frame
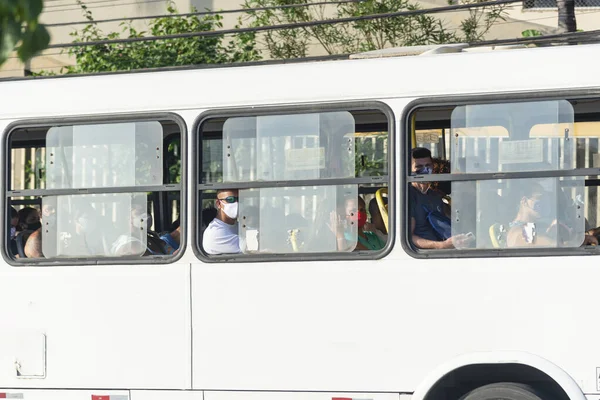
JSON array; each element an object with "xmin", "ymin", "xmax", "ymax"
[
  {"xmin": 2, "ymin": 112, "xmax": 188, "ymax": 267},
  {"xmin": 192, "ymin": 101, "xmax": 396, "ymax": 263},
  {"xmin": 402, "ymin": 90, "xmax": 600, "ymax": 259}
]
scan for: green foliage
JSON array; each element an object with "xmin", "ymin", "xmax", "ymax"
[
  {"xmin": 522, "ymin": 29, "xmax": 543, "ymax": 37},
  {"xmin": 56, "ymin": 0, "xmax": 260, "ymax": 74},
  {"xmin": 243, "ymin": 0, "xmax": 508, "ymax": 58},
  {"xmin": 0, "ymin": 0, "xmax": 50, "ymax": 66},
  {"xmin": 355, "ymin": 135, "xmax": 387, "ymax": 177}
]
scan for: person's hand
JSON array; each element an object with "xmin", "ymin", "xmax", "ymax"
[
  {"xmin": 583, "ymin": 234, "xmax": 598, "ymax": 246},
  {"xmin": 363, "ymin": 221, "xmax": 376, "ymax": 232},
  {"xmin": 327, "ymin": 211, "xmax": 345, "ymax": 233},
  {"xmin": 449, "ymin": 233, "xmax": 475, "ymax": 249}
]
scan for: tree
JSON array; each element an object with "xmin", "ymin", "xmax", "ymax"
[
  {"xmin": 52, "ymin": 1, "xmax": 260, "ymax": 74},
  {"xmin": 557, "ymin": 0, "xmax": 576, "ymax": 33},
  {"xmin": 242, "ymin": 0, "xmax": 507, "ymax": 58},
  {"xmin": 0, "ymin": 0, "xmax": 50, "ymax": 67}
]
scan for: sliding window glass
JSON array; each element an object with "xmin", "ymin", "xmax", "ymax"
[
  {"xmin": 5, "ymin": 115, "xmax": 184, "ymax": 264},
  {"xmin": 196, "ymin": 105, "xmax": 393, "ymax": 261},
  {"xmin": 407, "ymin": 98, "xmax": 600, "ymax": 256}
]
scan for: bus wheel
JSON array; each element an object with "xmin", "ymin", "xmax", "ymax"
[{"xmin": 459, "ymin": 382, "xmax": 552, "ymax": 400}]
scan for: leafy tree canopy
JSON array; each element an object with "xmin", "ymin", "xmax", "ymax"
[
  {"xmin": 55, "ymin": 0, "xmax": 260, "ymax": 74},
  {"xmin": 242, "ymin": 0, "xmax": 508, "ymax": 59},
  {"xmin": 0, "ymin": 0, "xmax": 50, "ymax": 66}
]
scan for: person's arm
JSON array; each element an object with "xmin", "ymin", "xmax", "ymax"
[
  {"xmin": 410, "ymin": 217, "xmax": 454, "ymax": 249},
  {"xmin": 24, "ymin": 229, "xmax": 43, "ymax": 258}
]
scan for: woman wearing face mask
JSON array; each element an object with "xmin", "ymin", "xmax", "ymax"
[
  {"xmin": 353, "ymin": 196, "xmax": 386, "ymax": 251},
  {"xmin": 202, "ymin": 189, "xmax": 241, "ymax": 255}
]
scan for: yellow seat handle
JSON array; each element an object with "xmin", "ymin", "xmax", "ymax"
[{"xmin": 376, "ymin": 188, "xmax": 388, "ymax": 233}]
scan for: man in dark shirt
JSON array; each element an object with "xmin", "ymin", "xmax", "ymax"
[{"xmin": 410, "ymin": 147, "xmax": 470, "ymax": 249}]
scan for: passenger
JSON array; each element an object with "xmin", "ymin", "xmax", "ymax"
[
  {"xmin": 354, "ymin": 196, "xmax": 385, "ymax": 251},
  {"xmin": 202, "ymin": 189, "xmax": 241, "ymax": 255},
  {"xmin": 112, "ymin": 205, "xmax": 164, "ymax": 256},
  {"xmin": 432, "ymin": 157, "xmax": 451, "ymax": 196},
  {"xmin": 409, "ymin": 147, "xmax": 471, "ymax": 249},
  {"xmin": 59, "ymin": 204, "xmax": 104, "ymax": 256},
  {"xmin": 366, "ymin": 196, "xmax": 388, "ymax": 242},
  {"xmin": 160, "ymin": 218, "xmax": 181, "ymax": 255},
  {"xmin": 23, "ymin": 228, "xmax": 43, "ymax": 258},
  {"xmin": 8, "ymin": 207, "xmax": 19, "ymax": 256},
  {"xmin": 9, "ymin": 207, "xmax": 18, "ymax": 239},
  {"xmin": 507, "ymin": 184, "xmax": 597, "ymax": 247},
  {"xmin": 17, "ymin": 207, "xmax": 41, "ymax": 232}
]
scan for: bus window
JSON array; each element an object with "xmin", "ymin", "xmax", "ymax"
[
  {"xmin": 6, "ymin": 117, "xmax": 184, "ymax": 263},
  {"xmin": 407, "ymin": 98, "xmax": 600, "ymax": 255},
  {"xmin": 196, "ymin": 106, "xmax": 392, "ymax": 260}
]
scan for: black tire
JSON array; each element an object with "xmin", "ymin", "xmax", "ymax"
[{"xmin": 459, "ymin": 382, "xmax": 551, "ymax": 400}]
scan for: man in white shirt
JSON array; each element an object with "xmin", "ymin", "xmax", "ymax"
[{"xmin": 202, "ymin": 189, "xmax": 241, "ymax": 255}]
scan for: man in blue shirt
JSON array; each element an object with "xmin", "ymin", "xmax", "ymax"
[{"xmin": 409, "ymin": 147, "xmax": 470, "ymax": 249}]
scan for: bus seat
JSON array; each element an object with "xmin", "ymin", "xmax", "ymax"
[
  {"xmin": 376, "ymin": 188, "xmax": 388, "ymax": 233},
  {"xmin": 489, "ymin": 223, "xmax": 507, "ymax": 248},
  {"xmin": 14, "ymin": 230, "xmax": 33, "ymax": 258}
]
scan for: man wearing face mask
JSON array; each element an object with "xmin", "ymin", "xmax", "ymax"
[
  {"xmin": 202, "ymin": 189, "xmax": 241, "ymax": 255},
  {"xmin": 409, "ymin": 147, "xmax": 471, "ymax": 249}
]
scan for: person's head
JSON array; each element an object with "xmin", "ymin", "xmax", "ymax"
[
  {"xmin": 369, "ymin": 196, "xmax": 388, "ymax": 234},
  {"xmin": 412, "ymin": 147, "xmax": 433, "ymax": 174},
  {"xmin": 411, "ymin": 147, "xmax": 434, "ymax": 194},
  {"xmin": 18, "ymin": 207, "xmax": 41, "ymax": 231},
  {"xmin": 518, "ymin": 183, "xmax": 552, "ymax": 222},
  {"xmin": 215, "ymin": 189, "xmax": 239, "ymax": 224},
  {"xmin": 344, "ymin": 196, "xmax": 367, "ymax": 230},
  {"xmin": 130, "ymin": 204, "xmax": 152, "ymax": 232},
  {"xmin": 74, "ymin": 205, "xmax": 97, "ymax": 235}
]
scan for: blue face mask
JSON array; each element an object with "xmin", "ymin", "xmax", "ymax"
[
  {"xmin": 531, "ymin": 198, "xmax": 552, "ymax": 219},
  {"xmin": 415, "ymin": 166, "xmax": 432, "ymax": 175}
]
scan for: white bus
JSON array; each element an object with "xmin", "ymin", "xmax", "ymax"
[{"xmin": 1, "ymin": 42, "xmax": 600, "ymax": 400}]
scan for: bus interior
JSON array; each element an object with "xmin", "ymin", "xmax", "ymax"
[
  {"xmin": 6, "ymin": 119, "xmax": 182, "ymax": 260},
  {"xmin": 410, "ymin": 96, "xmax": 600, "ymax": 251}
]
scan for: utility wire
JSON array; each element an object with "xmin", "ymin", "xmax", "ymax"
[
  {"xmin": 43, "ymin": 0, "xmax": 167, "ymax": 13},
  {"xmin": 46, "ymin": 0, "xmax": 367, "ymax": 27},
  {"xmin": 47, "ymin": 0, "xmax": 522, "ymax": 49},
  {"xmin": 43, "ymin": 0, "xmax": 161, "ymax": 9}
]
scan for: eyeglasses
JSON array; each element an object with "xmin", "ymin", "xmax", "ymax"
[{"xmin": 218, "ymin": 196, "xmax": 239, "ymax": 204}]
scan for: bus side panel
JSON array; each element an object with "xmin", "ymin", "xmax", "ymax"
[{"xmin": 0, "ymin": 263, "xmax": 191, "ymax": 389}]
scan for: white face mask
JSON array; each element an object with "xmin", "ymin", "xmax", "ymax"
[{"xmin": 222, "ymin": 202, "xmax": 238, "ymax": 219}]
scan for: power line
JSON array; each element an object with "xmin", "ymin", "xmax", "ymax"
[
  {"xmin": 43, "ymin": 0, "xmax": 162, "ymax": 9},
  {"xmin": 46, "ymin": 0, "xmax": 367, "ymax": 27},
  {"xmin": 43, "ymin": 0, "xmax": 167, "ymax": 13},
  {"xmin": 47, "ymin": 0, "xmax": 523, "ymax": 49}
]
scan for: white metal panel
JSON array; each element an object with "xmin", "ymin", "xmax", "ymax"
[
  {"xmin": 131, "ymin": 391, "xmax": 202, "ymax": 400},
  {"xmin": 191, "ymin": 255, "xmax": 600, "ymax": 393},
  {"xmin": 0, "ymin": 263, "xmax": 191, "ymax": 389}
]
